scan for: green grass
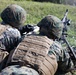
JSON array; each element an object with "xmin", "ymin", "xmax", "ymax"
[{"xmin": 0, "ymin": 0, "xmax": 76, "ymax": 46}]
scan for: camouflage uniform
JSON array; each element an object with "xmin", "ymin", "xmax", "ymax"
[
  {"xmin": 0, "ymin": 65, "xmax": 39, "ymax": 75},
  {"xmin": 0, "ymin": 4, "xmax": 27, "ymax": 52},
  {"xmin": 37, "ymin": 15, "xmax": 74, "ymax": 75},
  {"xmin": 0, "ymin": 15, "xmax": 74, "ymax": 75},
  {"xmin": 0, "ymin": 4, "xmax": 34, "ymax": 71}
]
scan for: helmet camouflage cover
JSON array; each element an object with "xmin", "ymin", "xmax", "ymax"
[
  {"xmin": 1, "ymin": 4, "xmax": 26, "ymax": 28},
  {"xmin": 0, "ymin": 65, "xmax": 39, "ymax": 75},
  {"xmin": 37, "ymin": 15, "xmax": 63, "ymax": 38}
]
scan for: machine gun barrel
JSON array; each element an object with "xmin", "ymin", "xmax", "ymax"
[{"xmin": 62, "ymin": 9, "xmax": 68, "ymax": 23}]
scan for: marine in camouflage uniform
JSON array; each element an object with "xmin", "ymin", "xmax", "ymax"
[
  {"xmin": 0, "ymin": 4, "xmax": 34, "ymax": 70},
  {"xmin": 37, "ymin": 15, "xmax": 74, "ymax": 75},
  {"xmin": 0, "ymin": 15, "xmax": 74, "ymax": 75}
]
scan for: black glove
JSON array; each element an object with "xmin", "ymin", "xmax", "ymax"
[
  {"xmin": 18, "ymin": 24, "xmax": 34, "ymax": 35},
  {"xmin": 26, "ymin": 24, "xmax": 34, "ymax": 32}
]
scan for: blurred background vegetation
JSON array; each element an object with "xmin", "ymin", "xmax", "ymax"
[{"xmin": 0, "ymin": 0, "xmax": 76, "ymax": 46}]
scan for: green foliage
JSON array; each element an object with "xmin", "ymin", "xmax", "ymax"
[
  {"xmin": 14, "ymin": 0, "xmax": 24, "ymax": 1},
  {"xmin": 67, "ymin": 28, "xmax": 76, "ymax": 46},
  {"xmin": 0, "ymin": 0, "xmax": 76, "ymax": 46},
  {"xmin": 34, "ymin": 0, "xmax": 65, "ymax": 4},
  {"xmin": 14, "ymin": 0, "xmax": 32, "ymax": 1}
]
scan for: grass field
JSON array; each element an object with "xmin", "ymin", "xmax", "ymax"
[{"xmin": 0, "ymin": 0, "xmax": 76, "ymax": 46}]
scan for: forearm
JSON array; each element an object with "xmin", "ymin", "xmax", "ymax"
[{"xmin": 48, "ymin": 41, "xmax": 74, "ymax": 73}]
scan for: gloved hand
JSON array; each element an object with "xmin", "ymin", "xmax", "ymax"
[
  {"xmin": 25, "ymin": 24, "xmax": 34, "ymax": 33},
  {"xmin": 18, "ymin": 24, "xmax": 34, "ymax": 35}
]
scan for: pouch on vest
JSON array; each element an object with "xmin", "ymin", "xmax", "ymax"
[{"xmin": 6, "ymin": 34, "xmax": 58, "ymax": 75}]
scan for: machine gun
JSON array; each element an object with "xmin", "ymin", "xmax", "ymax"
[
  {"xmin": 60, "ymin": 9, "xmax": 76, "ymax": 65},
  {"xmin": 61, "ymin": 9, "xmax": 70, "ymax": 33}
]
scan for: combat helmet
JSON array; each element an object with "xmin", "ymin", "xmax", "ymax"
[
  {"xmin": 0, "ymin": 65, "xmax": 39, "ymax": 75},
  {"xmin": 37, "ymin": 15, "xmax": 63, "ymax": 38},
  {"xmin": 1, "ymin": 4, "xmax": 26, "ymax": 28}
]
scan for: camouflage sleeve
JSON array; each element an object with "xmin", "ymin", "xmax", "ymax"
[
  {"xmin": 0, "ymin": 65, "xmax": 39, "ymax": 75},
  {"xmin": 1, "ymin": 28, "xmax": 21, "ymax": 52},
  {"xmin": 48, "ymin": 41, "xmax": 63, "ymax": 61},
  {"xmin": 48, "ymin": 41, "xmax": 74, "ymax": 73}
]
